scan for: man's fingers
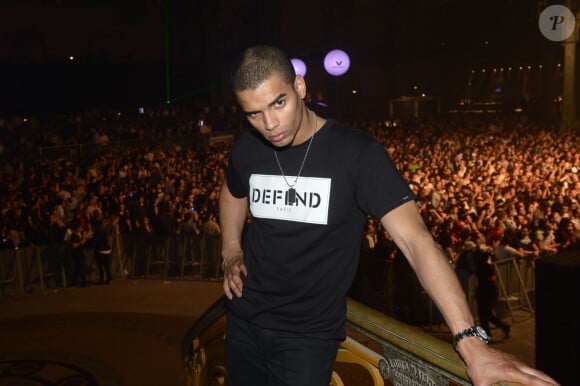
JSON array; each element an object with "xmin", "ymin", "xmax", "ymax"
[
  {"xmin": 221, "ymin": 258, "xmax": 247, "ymax": 299},
  {"xmin": 223, "ymin": 278, "xmax": 233, "ymax": 300},
  {"xmin": 231, "ymin": 273, "xmax": 244, "ymax": 297},
  {"xmin": 223, "ymin": 271, "xmax": 246, "ymax": 299},
  {"xmin": 518, "ymin": 366, "xmax": 560, "ymax": 385}
]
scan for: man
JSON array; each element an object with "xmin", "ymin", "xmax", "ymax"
[
  {"xmin": 201, "ymin": 212, "xmax": 222, "ymax": 278},
  {"xmin": 475, "ymin": 237, "xmax": 511, "ymax": 341},
  {"xmin": 455, "ymin": 239, "xmax": 477, "ymax": 300},
  {"xmin": 219, "ymin": 45, "xmax": 557, "ymax": 386},
  {"xmin": 69, "ymin": 220, "xmax": 88, "ymax": 287}
]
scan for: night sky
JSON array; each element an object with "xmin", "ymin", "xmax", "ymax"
[{"xmin": 0, "ymin": 0, "xmax": 570, "ymax": 117}]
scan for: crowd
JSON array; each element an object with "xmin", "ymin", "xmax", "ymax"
[
  {"xmin": 357, "ymin": 115, "xmax": 579, "ymax": 332},
  {"xmin": 0, "ymin": 105, "xmax": 578, "ymax": 290},
  {"xmin": 0, "ymin": 103, "xmax": 238, "ymax": 284},
  {"xmin": 361, "ymin": 115, "xmax": 579, "ymax": 264}
]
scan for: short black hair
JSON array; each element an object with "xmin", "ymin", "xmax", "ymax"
[{"xmin": 231, "ymin": 45, "xmax": 296, "ymax": 91}]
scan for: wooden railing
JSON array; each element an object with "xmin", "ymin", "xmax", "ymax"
[
  {"xmin": 181, "ymin": 297, "xmax": 523, "ymax": 386},
  {"xmin": 341, "ymin": 298, "xmax": 468, "ymax": 386}
]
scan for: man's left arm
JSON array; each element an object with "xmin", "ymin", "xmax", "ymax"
[{"xmin": 380, "ymin": 200, "xmax": 558, "ymax": 386}]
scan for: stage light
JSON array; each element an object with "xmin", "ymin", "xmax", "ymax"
[
  {"xmin": 323, "ymin": 49, "xmax": 350, "ymax": 76},
  {"xmin": 290, "ymin": 58, "xmax": 307, "ymax": 77}
]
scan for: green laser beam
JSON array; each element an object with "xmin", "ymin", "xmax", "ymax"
[
  {"xmin": 163, "ymin": 0, "xmax": 171, "ymax": 104},
  {"xmin": 162, "ymin": 1, "xmax": 221, "ymax": 106}
]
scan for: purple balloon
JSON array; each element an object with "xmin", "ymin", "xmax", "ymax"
[
  {"xmin": 324, "ymin": 49, "xmax": 350, "ymax": 76},
  {"xmin": 290, "ymin": 58, "xmax": 307, "ymax": 77}
]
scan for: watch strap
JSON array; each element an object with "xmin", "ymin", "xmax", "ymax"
[{"xmin": 453, "ymin": 325, "xmax": 490, "ymax": 350}]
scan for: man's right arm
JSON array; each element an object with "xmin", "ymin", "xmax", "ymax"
[{"xmin": 219, "ymin": 179, "xmax": 248, "ymax": 299}]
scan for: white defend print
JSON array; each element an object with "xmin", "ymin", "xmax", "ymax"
[{"xmin": 249, "ymin": 174, "xmax": 331, "ymax": 225}]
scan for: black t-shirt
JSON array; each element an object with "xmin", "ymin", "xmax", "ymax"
[{"xmin": 225, "ymin": 119, "xmax": 415, "ymax": 339}]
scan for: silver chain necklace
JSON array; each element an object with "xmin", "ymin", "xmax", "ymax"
[{"xmin": 273, "ymin": 111, "xmax": 317, "ymax": 204}]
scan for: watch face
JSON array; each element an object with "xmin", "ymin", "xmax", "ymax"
[{"xmin": 476, "ymin": 326, "xmax": 490, "ymax": 340}]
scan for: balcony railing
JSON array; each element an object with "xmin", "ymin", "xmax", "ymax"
[{"xmin": 181, "ymin": 297, "xmax": 523, "ymax": 386}]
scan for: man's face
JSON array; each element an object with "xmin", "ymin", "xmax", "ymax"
[{"xmin": 235, "ymin": 72, "xmax": 308, "ymax": 148}]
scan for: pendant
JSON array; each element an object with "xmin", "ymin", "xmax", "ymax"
[{"xmin": 288, "ymin": 188, "xmax": 296, "ymax": 204}]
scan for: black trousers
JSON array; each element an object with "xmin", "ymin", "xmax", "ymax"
[
  {"xmin": 94, "ymin": 251, "xmax": 112, "ymax": 284},
  {"xmin": 70, "ymin": 249, "xmax": 87, "ymax": 286},
  {"xmin": 477, "ymin": 284, "xmax": 509, "ymax": 336},
  {"xmin": 225, "ymin": 312, "xmax": 339, "ymax": 386}
]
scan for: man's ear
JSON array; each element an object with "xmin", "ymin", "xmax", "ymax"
[{"xmin": 294, "ymin": 75, "xmax": 306, "ymax": 99}]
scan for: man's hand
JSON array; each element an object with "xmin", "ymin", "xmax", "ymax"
[
  {"xmin": 222, "ymin": 254, "xmax": 247, "ymax": 300},
  {"xmin": 461, "ymin": 341, "xmax": 559, "ymax": 386}
]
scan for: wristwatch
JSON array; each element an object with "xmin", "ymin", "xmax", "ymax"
[{"xmin": 452, "ymin": 325, "xmax": 491, "ymax": 350}]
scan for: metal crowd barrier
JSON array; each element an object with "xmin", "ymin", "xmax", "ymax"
[
  {"xmin": 0, "ymin": 233, "xmax": 223, "ymax": 295},
  {"xmin": 0, "ymin": 244, "xmax": 67, "ymax": 294},
  {"xmin": 493, "ymin": 257, "xmax": 536, "ymax": 322},
  {"xmin": 122, "ymin": 233, "xmax": 222, "ymax": 281}
]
